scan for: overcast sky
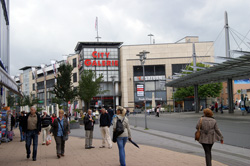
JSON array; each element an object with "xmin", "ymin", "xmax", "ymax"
[{"xmin": 10, "ymin": 0, "xmax": 250, "ymax": 75}]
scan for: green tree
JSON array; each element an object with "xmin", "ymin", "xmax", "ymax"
[
  {"xmin": 53, "ymin": 63, "xmax": 77, "ymax": 113},
  {"xmin": 51, "ymin": 97, "xmax": 64, "ymax": 109},
  {"xmin": 7, "ymin": 95, "xmax": 15, "ymax": 108},
  {"xmin": 23, "ymin": 93, "xmax": 39, "ymax": 107},
  {"xmin": 173, "ymin": 62, "xmax": 223, "ymax": 103},
  {"xmin": 78, "ymin": 70, "xmax": 107, "ymax": 111}
]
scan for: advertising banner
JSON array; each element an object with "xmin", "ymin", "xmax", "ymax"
[
  {"xmin": 136, "ymin": 84, "xmax": 144, "ymax": 97},
  {"xmin": 234, "ymin": 79, "xmax": 250, "ymax": 84}
]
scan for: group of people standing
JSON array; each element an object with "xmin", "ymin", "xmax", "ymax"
[
  {"xmin": 209, "ymin": 101, "xmax": 223, "ymax": 114},
  {"xmin": 84, "ymin": 106, "xmax": 131, "ymax": 166}
]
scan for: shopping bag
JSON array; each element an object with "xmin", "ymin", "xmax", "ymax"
[{"xmin": 46, "ymin": 135, "xmax": 52, "ymax": 146}]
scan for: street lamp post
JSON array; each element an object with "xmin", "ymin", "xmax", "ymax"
[
  {"xmin": 110, "ymin": 76, "xmax": 116, "ymax": 114},
  {"xmin": 137, "ymin": 50, "xmax": 150, "ymax": 129}
]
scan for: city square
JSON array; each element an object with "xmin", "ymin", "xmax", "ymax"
[{"xmin": 1, "ymin": 0, "xmax": 250, "ymax": 166}]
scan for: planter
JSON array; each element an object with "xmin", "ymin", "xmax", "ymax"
[{"xmin": 70, "ymin": 122, "xmax": 80, "ymax": 129}]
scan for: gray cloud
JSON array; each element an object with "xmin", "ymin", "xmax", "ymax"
[{"xmin": 10, "ymin": 0, "xmax": 250, "ymax": 75}]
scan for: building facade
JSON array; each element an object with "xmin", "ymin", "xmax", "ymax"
[
  {"xmin": 120, "ymin": 36, "xmax": 214, "ymax": 111},
  {"xmin": 75, "ymin": 42, "xmax": 122, "ymax": 109}
]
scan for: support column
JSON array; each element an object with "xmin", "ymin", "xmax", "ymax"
[
  {"xmin": 227, "ymin": 79, "xmax": 234, "ymax": 113},
  {"xmin": 194, "ymin": 84, "xmax": 199, "ymax": 113}
]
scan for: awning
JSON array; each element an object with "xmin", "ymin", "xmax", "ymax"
[
  {"xmin": 0, "ymin": 67, "xmax": 21, "ymax": 95},
  {"xmin": 165, "ymin": 50, "xmax": 250, "ymax": 88}
]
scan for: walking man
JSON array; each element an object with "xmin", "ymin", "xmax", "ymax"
[
  {"xmin": 84, "ymin": 109, "xmax": 95, "ymax": 149},
  {"xmin": 22, "ymin": 106, "xmax": 41, "ymax": 161},
  {"xmin": 99, "ymin": 108, "xmax": 112, "ymax": 149},
  {"xmin": 41, "ymin": 110, "xmax": 52, "ymax": 145},
  {"xmin": 107, "ymin": 107, "xmax": 114, "ymax": 125}
]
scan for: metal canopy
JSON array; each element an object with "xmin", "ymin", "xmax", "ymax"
[{"xmin": 165, "ymin": 51, "xmax": 250, "ymax": 88}]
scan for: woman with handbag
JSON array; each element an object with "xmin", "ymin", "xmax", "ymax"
[
  {"xmin": 196, "ymin": 108, "xmax": 224, "ymax": 166},
  {"xmin": 113, "ymin": 106, "xmax": 131, "ymax": 166},
  {"xmin": 50, "ymin": 109, "xmax": 70, "ymax": 158}
]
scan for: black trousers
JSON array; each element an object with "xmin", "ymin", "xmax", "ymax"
[{"xmin": 202, "ymin": 143, "xmax": 213, "ymax": 166}]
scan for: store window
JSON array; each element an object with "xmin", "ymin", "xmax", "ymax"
[
  {"xmin": 145, "ymin": 66, "xmax": 154, "ymax": 76},
  {"xmin": 133, "ymin": 66, "xmax": 143, "ymax": 76},
  {"xmin": 33, "ymin": 83, "xmax": 35, "ymax": 91},
  {"xmin": 145, "ymin": 81, "xmax": 155, "ymax": 91}
]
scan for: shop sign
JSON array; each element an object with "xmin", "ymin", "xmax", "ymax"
[
  {"xmin": 84, "ymin": 51, "xmax": 118, "ymax": 67},
  {"xmin": 137, "ymin": 84, "xmax": 144, "ymax": 97},
  {"xmin": 138, "ymin": 97, "xmax": 163, "ymax": 101},
  {"xmin": 134, "ymin": 75, "xmax": 165, "ymax": 81}
]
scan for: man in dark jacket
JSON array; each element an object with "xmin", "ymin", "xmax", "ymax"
[
  {"xmin": 84, "ymin": 109, "xmax": 95, "ymax": 149},
  {"xmin": 107, "ymin": 107, "xmax": 114, "ymax": 125},
  {"xmin": 22, "ymin": 106, "xmax": 41, "ymax": 161},
  {"xmin": 41, "ymin": 110, "xmax": 52, "ymax": 145},
  {"xmin": 19, "ymin": 111, "xmax": 26, "ymax": 142},
  {"xmin": 99, "ymin": 108, "xmax": 112, "ymax": 149}
]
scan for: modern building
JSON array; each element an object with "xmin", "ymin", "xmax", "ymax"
[
  {"xmin": 75, "ymin": 42, "xmax": 122, "ymax": 109},
  {"xmin": 120, "ymin": 36, "xmax": 214, "ymax": 111},
  {"xmin": 74, "ymin": 37, "xmax": 214, "ymax": 111},
  {"xmin": 1, "ymin": 0, "xmax": 19, "ymax": 107}
]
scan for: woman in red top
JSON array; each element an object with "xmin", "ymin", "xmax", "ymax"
[{"xmin": 51, "ymin": 113, "xmax": 57, "ymax": 123}]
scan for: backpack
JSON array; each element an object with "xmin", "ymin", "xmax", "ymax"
[{"xmin": 115, "ymin": 117, "xmax": 125, "ymax": 136}]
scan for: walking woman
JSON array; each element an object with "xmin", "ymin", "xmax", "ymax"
[
  {"xmin": 50, "ymin": 110, "xmax": 70, "ymax": 158},
  {"xmin": 113, "ymin": 106, "xmax": 131, "ymax": 166},
  {"xmin": 196, "ymin": 108, "xmax": 224, "ymax": 166}
]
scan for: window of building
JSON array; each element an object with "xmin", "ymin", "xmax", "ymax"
[
  {"xmin": 47, "ymin": 70, "xmax": 54, "ymax": 75},
  {"xmin": 172, "ymin": 64, "xmax": 189, "ymax": 75},
  {"xmin": 155, "ymin": 65, "xmax": 165, "ymax": 75},
  {"xmin": 73, "ymin": 73, "xmax": 77, "ymax": 82},
  {"xmin": 133, "ymin": 66, "xmax": 143, "ymax": 76},
  {"xmin": 145, "ymin": 81, "xmax": 155, "ymax": 91},
  {"xmin": 46, "ymin": 79, "xmax": 55, "ymax": 88},
  {"xmin": 73, "ymin": 58, "xmax": 77, "ymax": 68},
  {"xmin": 37, "ymin": 82, "xmax": 44, "ymax": 90},
  {"xmin": 145, "ymin": 66, "xmax": 155, "ymax": 76},
  {"xmin": 33, "ymin": 83, "xmax": 35, "ymax": 91}
]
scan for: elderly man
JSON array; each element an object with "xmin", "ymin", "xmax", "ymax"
[
  {"xmin": 41, "ymin": 110, "xmax": 52, "ymax": 145},
  {"xmin": 84, "ymin": 109, "xmax": 95, "ymax": 149},
  {"xmin": 22, "ymin": 106, "xmax": 41, "ymax": 161},
  {"xmin": 99, "ymin": 108, "xmax": 112, "ymax": 149}
]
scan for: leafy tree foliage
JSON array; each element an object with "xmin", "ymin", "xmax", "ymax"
[
  {"xmin": 78, "ymin": 70, "xmax": 106, "ymax": 111},
  {"xmin": 7, "ymin": 95, "xmax": 15, "ymax": 108},
  {"xmin": 53, "ymin": 63, "xmax": 77, "ymax": 112},
  {"xmin": 173, "ymin": 62, "xmax": 223, "ymax": 101},
  {"xmin": 23, "ymin": 93, "xmax": 39, "ymax": 107}
]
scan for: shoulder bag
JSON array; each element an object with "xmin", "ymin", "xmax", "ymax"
[
  {"xmin": 58, "ymin": 118, "xmax": 68, "ymax": 141},
  {"xmin": 195, "ymin": 117, "xmax": 202, "ymax": 141}
]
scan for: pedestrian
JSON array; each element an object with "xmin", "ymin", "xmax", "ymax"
[
  {"xmin": 245, "ymin": 98, "xmax": 250, "ymax": 113},
  {"xmin": 215, "ymin": 102, "xmax": 218, "ymax": 113},
  {"xmin": 50, "ymin": 109, "xmax": 70, "ymax": 158},
  {"xmin": 196, "ymin": 108, "xmax": 224, "ymax": 166},
  {"xmin": 51, "ymin": 113, "xmax": 57, "ymax": 123},
  {"xmin": 19, "ymin": 111, "xmax": 26, "ymax": 142},
  {"xmin": 41, "ymin": 110, "xmax": 52, "ymax": 145},
  {"xmin": 84, "ymin": 109, "xmax": 95, "ymax": 149},
  {"xmin": 156, "ymin": 106, "xmax": 160, "ymax": 117},
  {"xmin": 15, "ymin": 112, "xmax": 20, "ymax": 128},
  {"xmin": 99, "ymin": 108, "xmax": 112, "ymax": 149},
  {"xmin": 220, "ymin": 102, "xmax": 223, "ymax": 114},
  {"xmin": 22, "ymin": 106, "xmax": 41, "ymax": 161},
  {"xmin": 107, "ymin": 107, "xmax": 114, "ymax": 125},
  {"xmin": 113, "ymin": 106, "xmax": 132, "ymax": 166}
]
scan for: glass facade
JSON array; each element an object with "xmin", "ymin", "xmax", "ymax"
[
  {"xmin": 133, "ymin": 65, "xmax": 166, "ymax": 108},
  {"xmin": 81, "ymin": 48, "xmax": 119, "ymax": 82}
]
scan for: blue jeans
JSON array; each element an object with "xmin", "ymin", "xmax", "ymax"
[
  {"xmin": 117, "ymin": 137, "xmax": 128, "ymax": 166},
  {"xmin": 26, "ymin": 130, "xmax": 39, "ymax": 159},
  {"xmin": 19, "ymin": 126, "xmax": 26, "ymax": 141}
]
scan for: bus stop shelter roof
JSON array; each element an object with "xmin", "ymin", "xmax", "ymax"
[{"xmin": 165, "ymin": 50, "xmax": 250, "ymax": 88}]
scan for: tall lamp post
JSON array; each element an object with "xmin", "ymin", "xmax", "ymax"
[
  {"xmin": 110, "ymin": 76, "xmax": 116, "ymax": 114},
  {"xmin": 136, "ymin": 50, "xmax": 150, "ymax": 129}
]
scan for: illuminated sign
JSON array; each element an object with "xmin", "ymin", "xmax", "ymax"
[
  {"xmin": 84, "ymin": 51, "xmax": 119, "ymax": 67},
  {"xmin": 137, "ymin": 84, "xmax": 144, "ymax": 97}
]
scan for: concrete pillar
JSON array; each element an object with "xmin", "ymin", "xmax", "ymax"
[
  {"xmin": 194, "ymin": 85, "xmax": 199, "ymax": 113},
  {"xmin": 227, "ymin": 79, "xmax": 234, "ymax": 113}
]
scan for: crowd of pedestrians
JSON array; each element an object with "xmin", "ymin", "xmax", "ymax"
[{"xmin": 6, "ymin": 104, "xmax": 227, "ymax": 166}]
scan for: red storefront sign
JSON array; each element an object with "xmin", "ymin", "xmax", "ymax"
[
  {"xmin": 84, "ymin": 51, "xmax": 118, "ymax": 67},
  {"xmin": 93, "ymin": 96, "xmax": 113, "ymax": 100}
]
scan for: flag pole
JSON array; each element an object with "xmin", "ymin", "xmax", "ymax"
[{"xmin": 95, "ymin": 17, "xmax": 101, "ymax": 42}]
